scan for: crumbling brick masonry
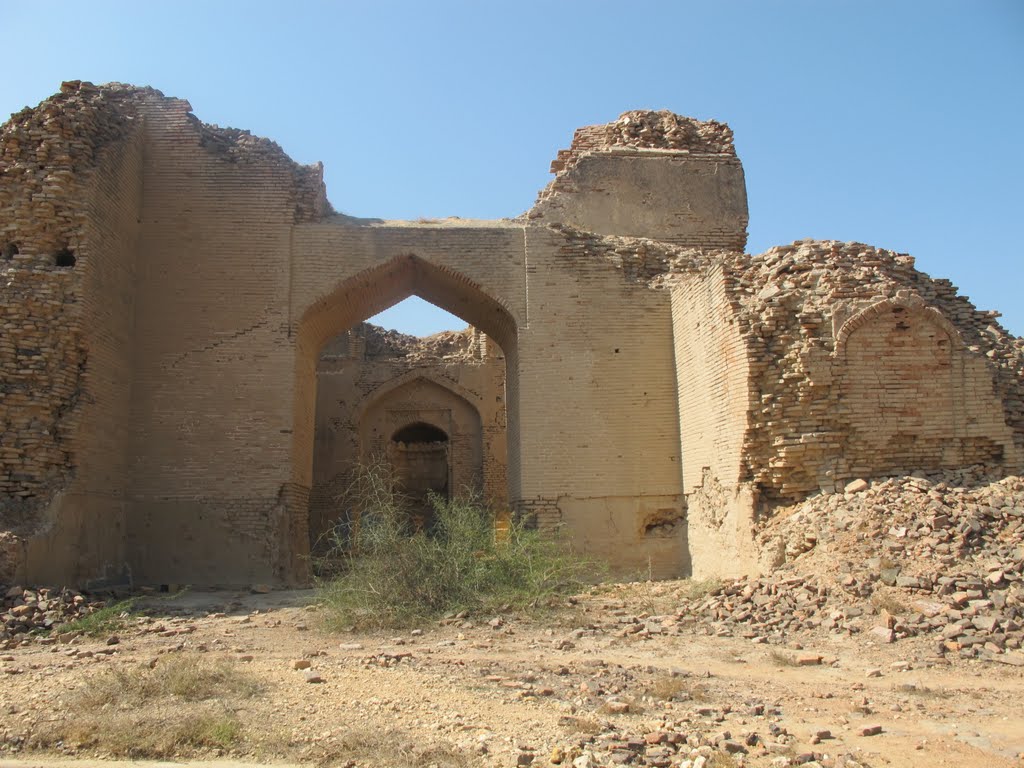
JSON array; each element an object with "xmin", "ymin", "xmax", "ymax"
[{"xmin": 1, "ymin": 85, "xmax": 1020, "ymax": 585}]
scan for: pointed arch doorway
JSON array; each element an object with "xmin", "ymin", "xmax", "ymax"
[{"xmin": 293, "ymin": 254, "xmax": 519, "ymax": 563}]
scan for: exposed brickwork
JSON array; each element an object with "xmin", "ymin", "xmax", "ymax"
[
  {"xmin": 0, "ymin": 271, "xmax": 80, "ymax": 504},
  {"xmin": 531, "ymin": 111, "xmax": 748, "ymax": 251},
  {"xmin": 545, "ymin": 109, "xmax": 736, "ymax": 177},
  {"xmin": 0, "ymin": 83, "xmax": 1020, "ymax": 586},
  {"xmin": 709, "ymin": 241, "xmax": 1024, "ymax": 502},
  {"xmin": 513, "ymin": 498, "xmax": 563, "ymax": 531}
]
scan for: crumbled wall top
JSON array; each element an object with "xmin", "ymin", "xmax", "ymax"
[
  {"xmin": 662, "ymin": 239, "xmax": 1024, "ymax": 495},
  {"xmin": 532, "ymin": 111, "xmax": 745, "ymax": 249},
  {"xmin": 1, "ymin": 81, "xmax": 330, "ymax": 230},
  {"xmin": 548, "ymin": 110, "xmax": 736, "ymax": 175},
  {"xmin": 319, "ymin": 323, "xmax": 480, "ymax": 364}
]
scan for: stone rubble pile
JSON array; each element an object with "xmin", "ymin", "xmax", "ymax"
[
  {"xmin": 320, "ymin": 322, "xmax": 481, "ymax": 364},
  {"xmin": 547, "ymin": 718, "xmax": 869, "ymax": 768},
  {"xmin": 760, "ymin": 472, "xmax": 1024, "ymax": 659},
  {"xmin": 668, "ymin": 473, "xmax": 1024, "ymax": 661},
  {"xmin": 672, "ymin": 576, "xmax": 833, "ymax": 645},
  {"xmin": 601, "ymin": 110, "xmax": 736, "ymax": 154},
  {"xmin": 0, "ymin": 585, "xmax": 109, "ymax": 644}
]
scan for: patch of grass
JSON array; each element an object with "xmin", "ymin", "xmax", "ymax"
[
  {"xmin": 30, "ymin": 655, "xmax": 261, "ymax": 759},
  {"xmin": 678, "ymin": 577, "xmax": 724, "ymax": 601},
  {"xmin": 72, "ymin": 655, "xmax": 262, "ymax": 709},
  {"xmin": 871, "ymin": 591, "xmax": 909, "ymax": 615},
  {"xmin": 317, "ymin": 462, "xmax": 598, "ymax": 629},
  {"xmin": 643, "ymin": 674, "xmax": 705, "ymax": 702},
  {"xmin": 768, "ymin": 649, "xmax": 798, "ymax": 667},
  {"xmin": 55, "ymin": 710, "xmax": 242, "ymax": 757},
  {"xmin": 54, "ymin": 598, "xmax": 136, "ymax": 637},
  {"xmin": 289, "ymin": 729, "xmax": 476, "ymax": 768}
]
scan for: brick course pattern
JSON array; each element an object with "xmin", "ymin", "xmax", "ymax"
[{"xmin": 0, "ymin": 82, "xmax": 1020, "ymax": 585}]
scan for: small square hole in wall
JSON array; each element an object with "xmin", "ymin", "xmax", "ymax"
[
  {"xmin": 2, "ymin": 243, "xmax": 18, "ymax": 260},
  {"xmin": 54, "ymin": 248, "xmax": 76, "ymax": 268}
]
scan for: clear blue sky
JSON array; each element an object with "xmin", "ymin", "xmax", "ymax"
[{"xmin": 3, "ymin": 1, "xmax": 1022, "ymax": 336}]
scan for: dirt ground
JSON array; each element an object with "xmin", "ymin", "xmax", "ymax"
[{"xmin": 0, "ymin": 583, "xmax": 1022, "ymax": 768}]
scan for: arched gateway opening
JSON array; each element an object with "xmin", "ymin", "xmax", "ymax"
[{"xmin": 292, "ymin": 254, "xmax": 520, "ymax": 567}]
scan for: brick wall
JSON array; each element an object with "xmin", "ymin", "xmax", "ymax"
[
  {"xmin": 2, "ymin": 86, "xmax": 1021, "ymax": 586},
  {"xmin": 669, "ymin": 266, "xmax": 757, "ymax": 577},
  {"xmin": 0, "ymin": 82, "xmax": 144, "ymax": 583},
  {"xmin": 124, "ymin": 90, "xmax": 323, "ymax": 585}
]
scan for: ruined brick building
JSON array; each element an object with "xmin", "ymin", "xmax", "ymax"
[{"xmin": 1, "ymin": 81, "xmax": 1021, "ymax": 587}]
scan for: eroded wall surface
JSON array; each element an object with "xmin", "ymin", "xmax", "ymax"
[
  {"xmin": 0, "ymin": 83, "xmax": 144, "ymax": 583},
  {"xmin": 123, "ymin": 89, "xmax": 327, "ymax": 586},
  {"xmin": 670, "ymin": 266, "xmax": 756, "ymax": 578},
  {"xmin": 1, "ymin": 83, "xmax": 1021, "ymax": 586},
  {"xmin": 530, "ymin": 111, "xmax": 748, "ymax": 251},
  {"xmin": 652, "ymin": 241, "xmax": 1024, "ymax": 576}
]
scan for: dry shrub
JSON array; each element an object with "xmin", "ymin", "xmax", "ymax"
[
  {"xmin": 768, "ymin": 649, "xmax": 798, "ymax": 667},
  {"xmin": 294, "ymin": 728, "xmax": 478, "ymax": 768},
  {"xmin": 644, "ymin": 674, "xmax": 704, "ymax": 702},
  {"xmin": 597, "ymin": 697, "xmax": 645, "ymax": 715},
  {"xmin": 895, "ymin": 682, "xmax": 947, "ymax": 699},
  {"xmin": 318, "ymin": 462, "xmax": 597, "ymax": 629},
  {"xmin": 56, "ymin": 709, "xmax": 242, "ymax": 757},
  {"xmin": 73, "ymin": 655, "xmax": 261, "ymax": 708},
  {"xmin": 871, "ymin": 590, "xmax": 910, "ymax": 615},
  {"xmin": 561, "ymin": 716, "xmax": 605, "ymax": 735}
]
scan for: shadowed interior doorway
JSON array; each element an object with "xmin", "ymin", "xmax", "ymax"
[{"xmin": 389, "ymin": 421, "xmax": 450, "ymax": 531}]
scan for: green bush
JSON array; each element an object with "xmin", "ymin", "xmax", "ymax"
[
  {"xmin": 54, "ymin": 598, "xmax": 136, "ymax": 637},
  {"xmin": 317, "ymin": 462, "xmax": 596, "ymax": 629}
]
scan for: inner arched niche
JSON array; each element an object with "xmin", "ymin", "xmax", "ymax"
[{"xmin": 308, "ymin": 322, "xmax": 504, "ymax": 549}]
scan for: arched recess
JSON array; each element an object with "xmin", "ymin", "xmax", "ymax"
[
  {"xmin": 388, "ymin": 421, "xmax": 450, "ymax": 532},
  {"xmin": 836, "ymin": 297, "xmax": 963, "ymax": 475},
  {"xmin": 357, "ymin": 375, "xmax": 485, "ymax": 499},
  {"xmin": 351, "ymin": 368, "xmax": 488, "ymax": 426},
  {"xmin": 834, "ymin": 295, "xmax": 963, "ymax": 359},
  {"xmin": 293, "ymin": 254, "xmax": 520, "ymax": 520}
]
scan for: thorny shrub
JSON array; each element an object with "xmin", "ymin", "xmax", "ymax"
[{"xmin": 316, "ymin": 461, "xmax": 597, "ymax": 629}]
